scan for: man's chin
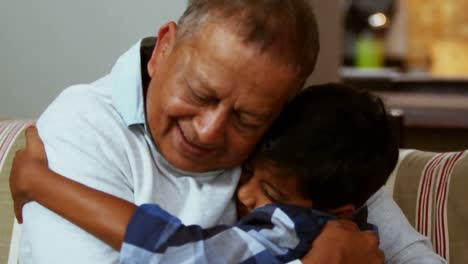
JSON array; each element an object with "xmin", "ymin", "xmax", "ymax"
[{"xmin": 164, "ymin": 153, "xmax": 221, "ymax": 173}]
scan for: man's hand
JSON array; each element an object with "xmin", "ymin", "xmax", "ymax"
[
  {"xmin": 302, "ymin": 219, "xmax": 384, "ymax": 264},
  {"xmin": 9, "ymin": 125, "xmax": 48, "ymax": 223}
]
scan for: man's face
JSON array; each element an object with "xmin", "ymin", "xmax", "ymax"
[
  {"xmin": 146, "ymin": 23, "xmax": 301, "ymax": 172},
  {"xmin": 236, "ymin": 161, "xmax": 313, "ymax": 219}
]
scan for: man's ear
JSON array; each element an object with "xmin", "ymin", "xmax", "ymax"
[
  {"xmin": 327, "ymin": 204, "xmax": 356, "ymax": 219},
  {"xmin": 148, "ymin": 21, "xmax": 178, "ymax": 78}
]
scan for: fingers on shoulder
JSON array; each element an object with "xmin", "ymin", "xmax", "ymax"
[
  {"xmin": 25, "ymin": 125, "xmax": 40, "ymax": 146},
  {"xmin": 25, "ymin": 125, "xmax": 36, "ymax": 136}
]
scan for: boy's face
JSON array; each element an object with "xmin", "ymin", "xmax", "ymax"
[{"xmin": 236, "ymin": 161, "xmax": 313, "ymax": 219}]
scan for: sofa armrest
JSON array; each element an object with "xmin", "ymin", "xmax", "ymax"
[
  {"xmin": 391, "ymin": 149, "xmax": 468, "ymax": 263},
  {"xmin": 0, "ymin": 121, "xmax": 34, "ymax": 264},
  {"xmin": 386, "ymin": 149, "xmax": 416, "ymax": 195}
]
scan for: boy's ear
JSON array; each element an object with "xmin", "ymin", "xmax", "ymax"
[{"xmin": 327, "ymin": 204, "xmax": 356, "ymax": 219}]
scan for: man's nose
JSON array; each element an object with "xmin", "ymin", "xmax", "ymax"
[{"xmin": 193, "ymin": 106, "xmax": 228, "ymax": 146}]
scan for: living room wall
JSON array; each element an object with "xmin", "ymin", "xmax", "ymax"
[{"xmin": 0, "ymin": 0, "xmax": 340, "ymax": 119}]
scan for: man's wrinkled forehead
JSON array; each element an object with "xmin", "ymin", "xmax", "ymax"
[{"xmin": 184, "ymin": 23, "xmax": 301, "ymax": 84}]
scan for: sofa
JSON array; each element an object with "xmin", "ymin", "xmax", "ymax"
[
  {"xmin": 0, "ymin": 120, "xmax": 33, "ymax": 264},
  {"xmin": 1, "ymin": 120, "xmax": 467, "ymax": 263}
]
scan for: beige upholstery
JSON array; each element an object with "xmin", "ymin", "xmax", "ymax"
[
  {"xmin": 0, "ymin": 121, "xmax": 32, "ymax": 264},
  {"xmin": 390, "ymin": 149, "xmax": 468, "ymax": 263}
]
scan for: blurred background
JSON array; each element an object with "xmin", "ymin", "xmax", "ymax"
[
  {"xmin": 339, "ymin": 0, "xmax": 468, "ymax": 152},
  {"xmin": 1, "ymin": 0, "xmax": 468, "ymax": 151}
]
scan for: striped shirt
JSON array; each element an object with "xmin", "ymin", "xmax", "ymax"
[{"xmin": 120, "ymin": 203, "xmax": 375, "ymax": 263}]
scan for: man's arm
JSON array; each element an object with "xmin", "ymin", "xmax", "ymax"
[
  {"xmin": 367, "ymin": 187, "xmax": 446, "ymax": 263},
  {"xmin": 21, "ymin": 85, "xmax": 134, "ymax": 264}
]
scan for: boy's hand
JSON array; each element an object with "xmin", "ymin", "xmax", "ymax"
[
  {"xmin": 301, "ymin": 219, "xmax": 384, "ymax": 264},
  {"xmin": 9, "ymin": 125, "xmax": 48, "ymax": 223}
]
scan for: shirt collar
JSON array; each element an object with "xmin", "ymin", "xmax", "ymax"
[{"xmin": 112, "ymin": 37, "xmax": 155, "ymax": 127}]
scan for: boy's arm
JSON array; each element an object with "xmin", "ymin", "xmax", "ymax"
[
  {"xmin": 10, "ymin": 126, "xmax": 281, "ymax": 263},
  {"xmin": 121, "ymin": 204, "xmax": 285, "ymax": 263},
  {"xmin": 18, "ymin": 86, "xmax": 136, "ymax": 264},
  {"xmin": 13, "ymin": 161, "xmax": 283, "ymax": 263},
  {"xmin": 12, "ymin": 163, "xmax": 283, "ymax": 263},
  {"xmin": 10, "ymin": 126, "xmax": 384, "ymax": 264},
  {"xmin": 25, "ymin": 164, "xmax": 135, "ymax": 251},
  {"xmin": 11, "ymin": 126, "xmax": 135, "ymax": 250}
]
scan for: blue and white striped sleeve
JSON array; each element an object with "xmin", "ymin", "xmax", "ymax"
[
  {"xmin": 119, "ymin": 203, "xmax": 341, "ymax": 264},
  {"xmin": 119, "ymin": 204, "xmax": 283, "ymax": 264}
]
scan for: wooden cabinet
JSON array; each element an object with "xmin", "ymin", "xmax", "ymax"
[{"xmin": 343, "ymin": 72, "xmax": 468, "ymax": 151}]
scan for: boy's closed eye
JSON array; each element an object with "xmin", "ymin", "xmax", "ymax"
[
  {"xmin": 237, "ymin": 161, "xmax": 313, "ymax": 215},
  {"xmin": 260, "ymin": 181, "xmax": 288, "ymax": 204}
]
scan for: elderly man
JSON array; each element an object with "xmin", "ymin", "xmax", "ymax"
[{"xmin": 19, "ymin": 1, "xmax": 443, "ymax": 263}]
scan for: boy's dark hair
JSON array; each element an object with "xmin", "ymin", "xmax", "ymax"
[{"xmin": 254, "ymin": 83, "xmax": 399, "ymax": 210}]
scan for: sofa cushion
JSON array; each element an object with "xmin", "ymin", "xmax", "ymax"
[
  {"xmin": 393, "ymin": 149, "xmax": 468, "ymax": 263},
  {"xmin": 0, "ymin": 121, "xmax": 34, "ymax": 264}
]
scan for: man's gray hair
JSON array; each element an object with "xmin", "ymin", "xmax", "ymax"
[{"xmin": 177, "ymin": 0, "xmax": 320, "ymax": 80}]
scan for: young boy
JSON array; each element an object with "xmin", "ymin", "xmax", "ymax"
[{"xmin": 10, "ymin": 83, "xmax": 398, "ymax": 263}]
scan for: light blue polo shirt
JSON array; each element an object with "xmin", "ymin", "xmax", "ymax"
[{"xmin": 20, "ymin": 39, "xmax": 241, "ymax": 264}]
